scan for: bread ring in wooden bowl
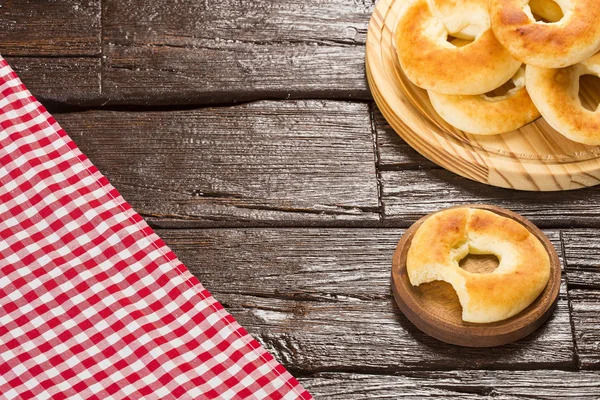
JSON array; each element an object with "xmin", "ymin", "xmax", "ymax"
[
  {"xmin": 391, "ymin": 205, "xmax": 561, "ymax": 346},
  {"xmin": 526, "ymin": 52, "xmax": 600, "ymax": 145},
  {"xmin": 395, "ymin": 0, "xmax": 521, "ymax": 95},
  {"xmin": 489, "ymin": 0, "xmax": 600, "ymax": 68},
  {"xmin": 427, "ymin": 67, "xmax": 540, "ymax": 135},
  {"xmin": 406, "ymin": 207, "xmax": 551, "ymax": 323}
]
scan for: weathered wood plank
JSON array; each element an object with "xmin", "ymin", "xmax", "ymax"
[
  {"xmin": 0, "ymin": 0, "xmax": 101, "ymax": 56},
  {"xmin": 159, "ymin": 228, "xmax": 574, "ymax": 372},
  {"xmin": 299, "ymin": 371, "xmax": 600, "ymax": 398},
  {"xmin": 381, "ymin": 169, "xmax": 600, "ymax": 228},
  {"xmin": 5, "ymin": 57, "xmax": 102, "ymax": 106},
  {"xmin": 163, "ymin": 228, "xmax": 403, "ymax": 301},
  {"xmin": 562, "ymin": 230, "xmax": 600, "ymax": 289},
  {"xmin": 102, "ymin": 0, "xmax": 372, "ymax": 104},
  {"xmin": 373, "ymin": 105, "xmax": 438, "ymax": 169},
  {"xmin": 164, "ymin": 228, "xmax": 566, "ymax": 300},
  {"xmin": 230, "ymin": 295, "xmax": 572, "ymax": 372},
  {"xmin": 104, "ymin": 0, "xmax": 371, "ymax": 46},
  {"xmin": 570, "ymin": 289, "xmax": 600, "ymax": 369},
  {"xmin": 103, "ymin": 44, "xmax": 368, "ymax": 105},
  {"xmin": 55, "ymin": 101, "xmax": 380, "ymax": 227}
]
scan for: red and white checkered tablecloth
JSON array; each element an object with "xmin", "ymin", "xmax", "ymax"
[{"xmin": 0, "ymin": 56, "xmax": 312, "ymax": 399}]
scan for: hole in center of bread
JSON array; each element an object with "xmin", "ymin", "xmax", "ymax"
[
  {"xmin": 529, "ymin": 0, "xmax": 564, "ymax": 23},
  {"xmin": 578, "ymin": 74, "xmax": 600, "ymax": 112},
  {"xmin": 459, "ymin": 253, "xmax": 499, "ymax": 274},
  {"xmin": 484, "ymin": 79, "xmax": 516, "ymax": 98},
  {"xmin": 446, "ymin": 35, "xmax": 474, "ymax": 48}
]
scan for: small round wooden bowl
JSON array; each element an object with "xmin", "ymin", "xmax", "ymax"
[
  {"xmin": 391, "ymin": 205, "xmax": 561, "ymax": 347},
  {"xmin": 366, "ymin": 0, "xmax": 600, "ymax": 191}
]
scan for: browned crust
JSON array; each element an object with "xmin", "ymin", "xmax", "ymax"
[
  {"xmin": 395, "ymin": 0, "xmax": 521, "ymax": 95},
  {"xmin": 526, "ymin": 53, "xmax": 600, "ymax": 144},
  {"xmin": 428, "ymin": 83, "xmax": 541, "ymax": 135},
  {"xmin": 407, "ymin": 208, "xmax": 550, "ymax": 322},
  {"xmin": 490, "ymin": 0, "xmax": 600, "ymax": 67},
  {"xmin": 408, "ymin": 208, "xmax": 470, "ymax": 265},
  {"xmin": 464, "ymin": 210, "xmax": 549, "ymax": 317}
]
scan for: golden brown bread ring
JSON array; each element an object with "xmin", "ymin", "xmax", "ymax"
[
  {"xmin": 427, "ymin": 67, "xmax": 540, "ymax": 135},
  {"xmin": 407, "ymin": 208, "xmax": 551, "ymax": 323},
  {"xmin": 489, "ymin": 0, "xmax": 600, "ymax": 68},
  {"xmin": 526, "ymin": 52, "xmax": 600, "ymax": 145},
  {"xmin": 395, "ymin": 0, "xmax": 521, "ymax": 95}
]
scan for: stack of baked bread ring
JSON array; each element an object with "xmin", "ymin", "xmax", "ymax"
[{"xmin": 395, "ymin": 0, "xmax": 600, "ymax": 144}]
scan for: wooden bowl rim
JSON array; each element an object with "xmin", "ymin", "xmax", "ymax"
[
  {"xmin": 365, "ymin": 0, "xmax": 600, "ymax": 191},
  {"xmin": 391, "ymin": 204, "xmax": 562, "ymax": 347}
]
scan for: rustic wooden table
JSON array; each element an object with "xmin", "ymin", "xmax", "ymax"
[{"xmin": 3, "ymin": 1, "xmax": 600, "ymax": 397}]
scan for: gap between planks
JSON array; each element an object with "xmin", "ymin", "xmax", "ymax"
[
  {"xmin": 48, "ymin": 99, "xmax": 600, "ymax": 230},
  {"xmin": 45, "ymin": 98, "xmax": 376, "ymax": 114},
  {"xmin": 159, "ymin": 228, "xmax": 577, "ymax": 374}
]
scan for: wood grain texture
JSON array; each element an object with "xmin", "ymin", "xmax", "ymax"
[
  {"xmin": 381, "ymin": 169, "xmax": 600, "ymax": 228},
  {"xmin": 101, "ymin": 0, "xmax": 372, "ymax": 104},
  {"xmin": 162, "ymin": 228, "xmax": 566, "ymax": 300},
  {"xmin": 0, "ymin": 0, "xmax": 101, "ymax": 56},
  {"xmin": 158, "ymin": 228, "xmax": 574, "ymax": 372},
  {"xmin": 103, "ymin": 44, "xmax": 368, "ymax": 105},
  {"xmin": 54, "ymin": 101, "xmax": 380, "ymax": 227},
  {"xmin": 103, "ymin": 0, "xmax": 371, "ymax": 46},
  {"xmin": 5, "ymin": 57, "xmax": 101, "ymax": 105},
  {"xmin": 391, "ymin": 206, "xmax": 561, "ymax": 347},
  {"xmin": 367, "ymin": 0, "xmax": 600, "ymax": 191},
  {"xmin": 562, "ymin": 230, "xmax": 600, "ymax": 289},
  {"xmin": 162, "ymin": 228, "xmax": 403, "ymax": 301},
  {"xmin": 570, "ymin": 290, "xmax": 600, "ymax": 369},
  {"xmin": 230, "ymin": 295, "xmax": 572, "ymax": 372},
  {"xmin": 373, "ymin": 105, "xmax": 438, "ymax": 170},
  {"xmin": 300, "ymin": 371, "xmax": 600, "ymax": 398}
]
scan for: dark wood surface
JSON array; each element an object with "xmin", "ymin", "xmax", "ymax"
[
  {"xmin": 160, "ymin": 228, "xmax": 574, "ymax": 374},
  {"xmin": 299, "ymin": 371, "xmax": 600, "ymax": 398},
  {"xmin": 390, "ymin": 206, "xmax": 562, "ymax": 348},
  {"xmin": 5, "ymin": 57, "xmax": 102, "ymax": 106},
  {"xmin": 4, "ymin": 0, "xmax": 600, "ymax": 397},
  {"xmin": 101, "ymin": 0, "xmax": 371, "ymax": 105},
  {"xmin": 562, "ymin": 230, "xmax": 600, "ymax": 289},
  {"xmin": 0, "ymin": 0, "xmax": 101, "ymax": 56},
  {"xmin": 53, "ymin": 101, "xmax": 380, "ymax": 227}
]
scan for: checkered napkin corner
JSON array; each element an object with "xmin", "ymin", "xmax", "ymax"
[{"xmin": 0, "ymin": 56, "xmax": 312, "ymax": 399}]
